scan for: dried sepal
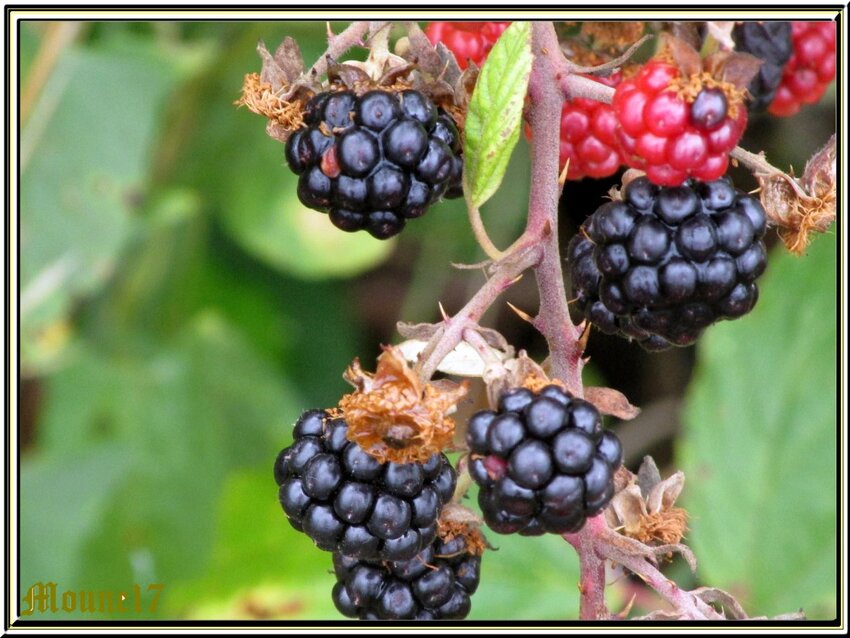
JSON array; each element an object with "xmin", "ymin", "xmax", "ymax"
[
  {"xmin": 658, "ymin": 32, "xmax": 757, "ymax": 118},
  {"xmin": 338, "ymin": 345, "xmax": 469, "ymax": 463},
  {"xmin": 660, "ymin": 32, "xmax": 703, "ymax": 77},
  {"xmin": 258, "ymin": 37, "xmax": 305, "ymax": 88},
  {"xmin": 693, "ymin": 587, "xmax": 806, "ymax": 621},
  {"xmin": 235, "ymin": 40, "xmax": 319, "ymax": 142},
  {"xmin": 584, "ymin": 386, "xmax": 641, "ymax": 420},
  {"xmin": 755, "ymin": 135, "xmax": 836, "ymax": 254},
  {"xmin": 485, "ymin": 351, "xmax": 558, "ymax": 409},
  {"xmin": 703, "ymin": 49, "xmax": 762, "ymax": 92},
  {"xmin": 668, "ymin": 22, "xmax": 704, "ymax": 51},
  {"xmin": 436, "ymin": 505, "xmax": 489, "ymax": 557},
  {"xmin": 606, "ymin": 456, "xmax": 689, "ymax": 548},
  {"xmin": 236, "ymin": 72, "xmax": 313, "ymax": 135}
]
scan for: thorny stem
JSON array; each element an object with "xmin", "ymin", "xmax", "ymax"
[
  {"xmin": 307, "ymin": 21, "xmax": 374, "ymax": 79},
  {"xmin": 527, "ymin": 22, "xmax": 584, "ymax": 397},
  {"xmin": 414, "ymin": 243, "xmax": 543, "ymax": 383},
  {"xmin": 564, "ymin": 516, "xmax": 609, "ymax": 620},
  {"xmin": 565, "ymin": 516, "xmax": 725, "ymax": 620}
]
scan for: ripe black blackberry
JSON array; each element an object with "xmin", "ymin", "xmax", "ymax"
[
  {"xmin": 466, "ymin": 385, "xmax": 623, "ymax": 536},
  {"xmin": 331, "ymin": 528, "xmax": 482, "ymax": 620},
  {"xmin": 285, "ymin": 88, "xmax": 463, "ymax": 239},
  {"xmin": 732, "ymin": 22, "xmax": 793, "ymax": 112},
  {"xmin": 274, "ymin": 409, "xmax": 457, "ymax": 561},
  {"xmin": 568, "ymin": 175, "xmax": 768, "ymax": 351}
]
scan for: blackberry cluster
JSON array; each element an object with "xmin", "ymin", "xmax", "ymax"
[
  {"xmin": 285, "ymin": 89, "xmax": 463, "ymax": 239},
  {"xmin": 467, "ymin": 385, "xmax": 623, "ymax": 536},
  {"xmin": 569, "ymin": 176, "xmax": 768, "ymax": 351},
  {"xmin": 331, "ymin": 532, "xmax": 481, "ymax": 620},
  {"xmin": 732, "ymin": 21, "xmax": 793, "ymax": 112},
  {"xmin": 274, "ymin": 409, "xmax": 457, "ymax": 561}
]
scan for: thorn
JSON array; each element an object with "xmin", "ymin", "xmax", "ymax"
[
  {"xmin": 438, "ymin": 302, "xmax": 451, "ymax": 322},
  {"xmin": 326, "ymin": 22, "xmax": 334, "ymax": 40},
  {"xmin": 506, "ymin": 302, "xmax": 535, "ymax": 324},
  {"xmin": 505, "ymin": 273, "xmax": 524, "ymax": 288},
  {"xmin": 609, "ymin": 592, "xmax": 636, "ymax": 619},
  {"xmin": 578, "ymin": 321, "xmax": 592, "ymax": 352},
  {"xmin": 579, "ymin": 226, "xmax": 595, "ymax": 244},
  {"xmin": 558, "ymin": 157, "xmax": 571, "ymax": 189}
]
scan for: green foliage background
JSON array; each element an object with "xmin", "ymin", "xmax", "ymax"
[{"xmin": 18, "ymin": 20, "xmax": 837, "ymax": 621}]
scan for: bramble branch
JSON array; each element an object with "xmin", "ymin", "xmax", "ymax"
[{"xmin": 307, "ymin": 21, "xmax": 374, "ymax": 79}]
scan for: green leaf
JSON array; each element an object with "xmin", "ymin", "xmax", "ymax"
[
  {"xmin": 223, "ymin": 188, "xmax": 396, "ymax": 280},
  {"xmin": 21, "ymin": 444, "xmax": 131, "ymax": 589},
  {"xmin": 20, "ymin": 43, "xmax": 183, "ymax": 373},
  {"xmin": 678, "ymin": 232, "xmax": 837, "ymax": 619},
  {"xmin": 26, "ymin": 313, "xmax": 301, "ymax": 616},
  {"xmin": 165, "ymin": 470, "xmax": 339, "ymax": 619},
  {"xmin": 462, "ymin": 21, "xmax": 532, "ymax": 208},
  {"xmin": 469, "ymin": 531, "xmax": 582, "ymax": 620}
]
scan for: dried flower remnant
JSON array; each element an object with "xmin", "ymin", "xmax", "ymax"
[
  {"xmin": 606, "ymin": 456, "xmax": 689, "ymax": 547},
  {"xmin": 436, "ymin": 505, "xmax": 489, "ymax": 558},
  {"xmin": 758, "ymin": 135, "xmax": 837, "ymax": 254},
  {"xmin": 339, "ymin": 345, "xmax": 469, "ymax": 463}
]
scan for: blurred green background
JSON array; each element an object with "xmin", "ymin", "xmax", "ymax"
[{"xmin": 18, "ymin": 20, "xmax": 837, "ymax": 621}]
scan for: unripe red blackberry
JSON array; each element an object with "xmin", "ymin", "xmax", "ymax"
[
  {"xmin": 467, "ymin": 385, "xmax": 623, "ymax": 536},
  {"xmin": 274, "ymin": 409, "xmax": 457, "ymax": 561},
  {"xmin": 612, "ymin": 60, "xmax": 748, "ymax": 186},
  {"xmin": 424, "ymin": 21, "xmax": 510, "ymax": 69},
  {"xmin": 285, "ymin": 89, "xmax": 463, "ymax": 239},
  {"xmin": 331, "ymin": 525, "xmax": 483, "ymax": 619},
  {"xmin": 768, "ymin": 21, "xmax": 837, "ymax": 117},
  {"xmin": 568, "ymin": 175, "xmax": 768, "ymax": 350}
]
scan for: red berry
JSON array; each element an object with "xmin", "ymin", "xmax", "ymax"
[
  {"xmin": 424, "ymin": 21, "xmax": 510, "ymax": 70},
  {"xmin": 768, "ymin": 21, "xmax": 836, "ymax": 117},
  {"xmin": 613, "ymin": 60, "xmax": 747, "ymax": 186}
]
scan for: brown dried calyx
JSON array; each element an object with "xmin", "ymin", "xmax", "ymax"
[
  {"xmin": 237, "ymin": 24, "xmax": 476, "ymax": 144},
  {"xmin": 338, "ymin": 345, "xmax": 469, "ymax": 464},
  {"xmin": 756, "ymin": 135, "xmax": 837, "ymax": 255},
  {"xmin": 235, "ymin": 38, "xmax": 319, "ymax": 142},
  {"xmin": 605, "ymin": 456, "xmax": 689, "ymax": 547},
  {"xmin": 436, "ymin": 504, "xmax": 489, "ymax": 557},
  {"xmin": 658, "ymin": 32, "xmax": 762, "ymax": 119}
]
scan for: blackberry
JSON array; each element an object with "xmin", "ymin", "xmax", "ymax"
[
  {"xmin": 274, "ymin": 409, "xmax": 457, "ymax": 561},
  {"xmin": 732, "ymin": 22, "xmax": 793, "ymax": 112},
  {"xmin": 568, "ymin": 175, "xmax": 768, "ymax": 350},
  {"xmin": 285, "ymin": 89, "xmax": 463, "ymax": 239},
  {"xmin": 467, "ymin": 386, "xmax": 623, "ymax": 536},
  {"xmin": 331, "ymin": 529, "xmax": 482, "ymax": 619}
]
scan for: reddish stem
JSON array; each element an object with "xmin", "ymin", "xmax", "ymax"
[
  {"xmin": 564, "ymin": 515, "xmax": 609, "ymax": 619},
  {"xmin": 526, "ymin": 22, "xmax": 585, "ymax": 397}
]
